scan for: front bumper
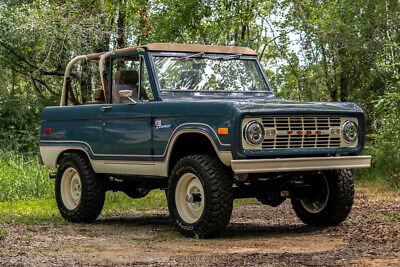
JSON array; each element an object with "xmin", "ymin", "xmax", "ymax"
[{"xmin": 231, "ymin": 155, "xmax": 371, "ymax": 174}]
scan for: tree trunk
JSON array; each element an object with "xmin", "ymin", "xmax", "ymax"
[
  {"xmin": 117, "ymin": 2, "xmax": 126, "ymax": 49},
  {"xmin": 320, "ymin": 43, "xmax": 336, "ymax": 101},
  {"xmin": 338, "ymin": 48, "xmax": 349, "ymax": 102}
]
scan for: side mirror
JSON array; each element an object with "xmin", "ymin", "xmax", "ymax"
[{"xmin": 119, "ymin": 90, "xmax": 137, "ymax": 104}]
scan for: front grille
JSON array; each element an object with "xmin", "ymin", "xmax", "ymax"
[{"xmin": 261, "ymin": 116, "xmax": 341, "ymax": 149}]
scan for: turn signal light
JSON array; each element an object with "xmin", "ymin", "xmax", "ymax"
[{"xmin": 218, "ymin": 128, "xmax": 229, "ymax": 135}]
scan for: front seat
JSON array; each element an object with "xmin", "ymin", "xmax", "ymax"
[{"xmin": 113, "ymin": 70, "xmax": 148, "ymax": 103}]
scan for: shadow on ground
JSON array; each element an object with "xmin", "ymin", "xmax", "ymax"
[{"xmin": 94, "ymin": 213, "xmax": 318, "ymax": 240}]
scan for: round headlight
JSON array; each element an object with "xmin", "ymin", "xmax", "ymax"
[
  {"xmin": 244, "ymin": 120, "xmax": 265, "ymax": 146},
  {"xmin": 342, "ymin": 120, "xmax": 358, "ymax": 144}
]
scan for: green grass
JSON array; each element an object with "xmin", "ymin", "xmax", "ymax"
[
  {"xmin": 0, "ymin": 151, "xmax": 54, "ymax": 201},
  {"xmin": 0, "ymin": 190, "xmax": 169, "ymax": 225},
  {"xmin": 103, "ymin": 190, "xmax": 168, "ymax": 212},
  {"xmin": 354, "ymin": 168, "xmax": 400, "ymax": 192},
  {"xmin": 0, "ymin": 229, "xmax": 8, "ymax": 239}
]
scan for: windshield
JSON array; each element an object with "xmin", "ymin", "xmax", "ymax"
[{"xmin": 153, "ymin": 54, "xmax": 269, "ymax": 92}]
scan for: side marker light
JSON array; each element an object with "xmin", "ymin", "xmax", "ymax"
[{"xmin": 218, "ymin": 128, "xmax": 229, "ymax": 135}]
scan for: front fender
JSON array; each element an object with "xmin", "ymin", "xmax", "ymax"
[{"xmin": 160, "ymin": 123, "xmax": 232, "ymax": 176}]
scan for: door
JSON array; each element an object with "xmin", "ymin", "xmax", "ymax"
[{"xmin": 101, "ymin": 53, "xmax": 156, "ymax": 175}]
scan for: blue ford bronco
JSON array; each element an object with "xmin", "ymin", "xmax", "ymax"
[{"xmin": 39, "ymin": 43, "xmax": 371, "ymax": 238}]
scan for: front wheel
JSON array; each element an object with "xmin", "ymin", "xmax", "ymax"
[
  {"xmin": 167, "ymin": 155, "xmax": 233, "ymax": 238},
  {"xmin": 291, "ymin": 169, "xmax": 354, "ymax": 226}
]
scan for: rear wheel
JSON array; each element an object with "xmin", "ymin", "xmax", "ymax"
[
  {"xmin": 167, "ymin": 155, "xmax": 233, "ymax": 238},
  {"xmin": 55, "ymin": 152, "xmax": 105, "ymax": 223},
  {"xmin": 291, "ymin": 169, "xmax": 354, "ymax": 226}
]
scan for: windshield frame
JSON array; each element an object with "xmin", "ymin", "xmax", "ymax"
[{"xmin": 148, "ymin": 51, "xmax": 273, "ymax": 96}]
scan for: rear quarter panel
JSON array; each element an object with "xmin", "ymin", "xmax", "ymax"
[{"xmin": 40, "ymin": 105, "xmax": 103, "ymax": 170}]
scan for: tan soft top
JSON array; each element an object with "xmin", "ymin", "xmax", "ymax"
[{"xmin": 86, "ymin": 43, "xmax": 257, "ymax": 60}]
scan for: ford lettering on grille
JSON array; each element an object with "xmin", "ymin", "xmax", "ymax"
[{"xmin": 262, "ymin": 116, "xmax": 341, "ymax": 149}]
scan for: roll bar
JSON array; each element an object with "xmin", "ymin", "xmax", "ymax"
[
  {"xmin": 98, "ymin": 51, "xmax": 115, "ymax": 104},
  {"xmin": 60, "ymin": 47, "xmax": 141, "ymax": 106},
  {"xmin": 60, "ymin": 55, "xmax": 87, "ymax": 106}
]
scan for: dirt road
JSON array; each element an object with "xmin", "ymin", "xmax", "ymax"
[{"xmin": 1, "ymin": 188, "xmax": 399, "ymax": 266}]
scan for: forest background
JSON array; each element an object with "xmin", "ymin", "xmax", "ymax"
[{"xmin": 1, "ymin": 0, "xmax": 399, "ymax": 202}]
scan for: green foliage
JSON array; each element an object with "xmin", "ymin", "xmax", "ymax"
[
  {"xmin": 0, "ymin": 94, "xmax": 57, "ymax": 153},
  {"xmin": 0, "ymin": 0, "xmax": 399, "ymax": 190},
  {"xmin": 366, "ymin": 92, "xmax": 400, "ymax": 188},
  {"xmin": 0, "ymin": 151, "xmax": 53, "ymax": 202}
]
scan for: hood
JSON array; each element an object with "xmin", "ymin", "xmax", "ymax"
[
  {"xmin": 234, "ymin": 99, "xmax": 363, "ymax": 115},
  {"xmin": 160, "ymin": 91, "xmax": 364, "ymax": 115}
]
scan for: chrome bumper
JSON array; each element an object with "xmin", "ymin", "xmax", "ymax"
[{"xmin": 231, "ymin": 155, "xmax": 371, "ymax": 174}]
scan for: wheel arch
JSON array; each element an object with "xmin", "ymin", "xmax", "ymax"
[
  {"xmin": 166, "ymin": 131, "xmax": 232, "ymax": 176},
  {"xmin": 40, "ymin": 145, "xmax": 97, "ymax": 170},
  {"xmin": 53, "ymin": 148, "xmax": 103, "ymax": 173},
  {"xmin": 56, "ymin": 149, "xmax": 90, "ymax": 166}
]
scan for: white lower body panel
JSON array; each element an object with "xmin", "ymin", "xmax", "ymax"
[{"xmin": 40, "ymin": 146, "xmax": 166, "ymax": 176}]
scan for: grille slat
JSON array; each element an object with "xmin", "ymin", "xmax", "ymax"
[{"xmin": 261, "ymin": 116, "xmax": 341, "ymax": 149}]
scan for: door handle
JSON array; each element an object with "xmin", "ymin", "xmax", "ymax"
[{"xmin": 101, "ymin": 106, "xmax": 112, "ymax": 112}]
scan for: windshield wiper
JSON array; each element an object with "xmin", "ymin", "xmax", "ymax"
[
  {"xmin": 215, "ymin": 54, "xmax": 242, "ymax": 61},
  {"xmin": 173, "ymin": 52, "xmax": 241, "ymax": 61},
  {"xmin": 180, "ymin": 52, "xmax": 205, "ymax": 60}
]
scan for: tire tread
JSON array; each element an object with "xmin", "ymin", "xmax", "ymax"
[
  {"xmin": 292, "ymin": 169, "xmax": 354, "ymax": 226},
  {"xmin": 167, "ymin": 154, "xmax": 233, "ymax": 238},
  {"xmin": 56, "ymin": 152, "xmax": 105, "ymax": 223}
]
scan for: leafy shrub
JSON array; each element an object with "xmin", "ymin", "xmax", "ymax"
[
  {"xmin": 365, "ymin": 92, "xmax": 400, "ymax": 188},
  {"xmin": 0, "ymin": 151, "xmax": 53, "ymax": 202},
  {"xmin": 0, "ymin": 94, "xmax": 47, "ymax": 153}
]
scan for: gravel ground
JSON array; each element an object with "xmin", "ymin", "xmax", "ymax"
[{"xmin": 0, "ymin": 188, "xmax": 399, "ymax": 266}]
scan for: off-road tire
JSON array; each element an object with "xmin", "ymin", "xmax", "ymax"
[
  {"xmin": 291, "ymin": 169, "xmax": 354, "ymax": 226},
  {"xmin": 55, "ymin": 152, "xmax": 105, "ymax": 223},
  {"xmin": 167, "ymin": 155, "xmax": 234, "ymax": 238}
]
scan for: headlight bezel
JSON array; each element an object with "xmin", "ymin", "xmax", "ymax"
[
  {"xmin": 342, "ymin": 120, "xmax": 359, "ymax": 144},
  {"xmin": 243, "ymin": 120, "xmax": 265, "ymax": 146}
]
